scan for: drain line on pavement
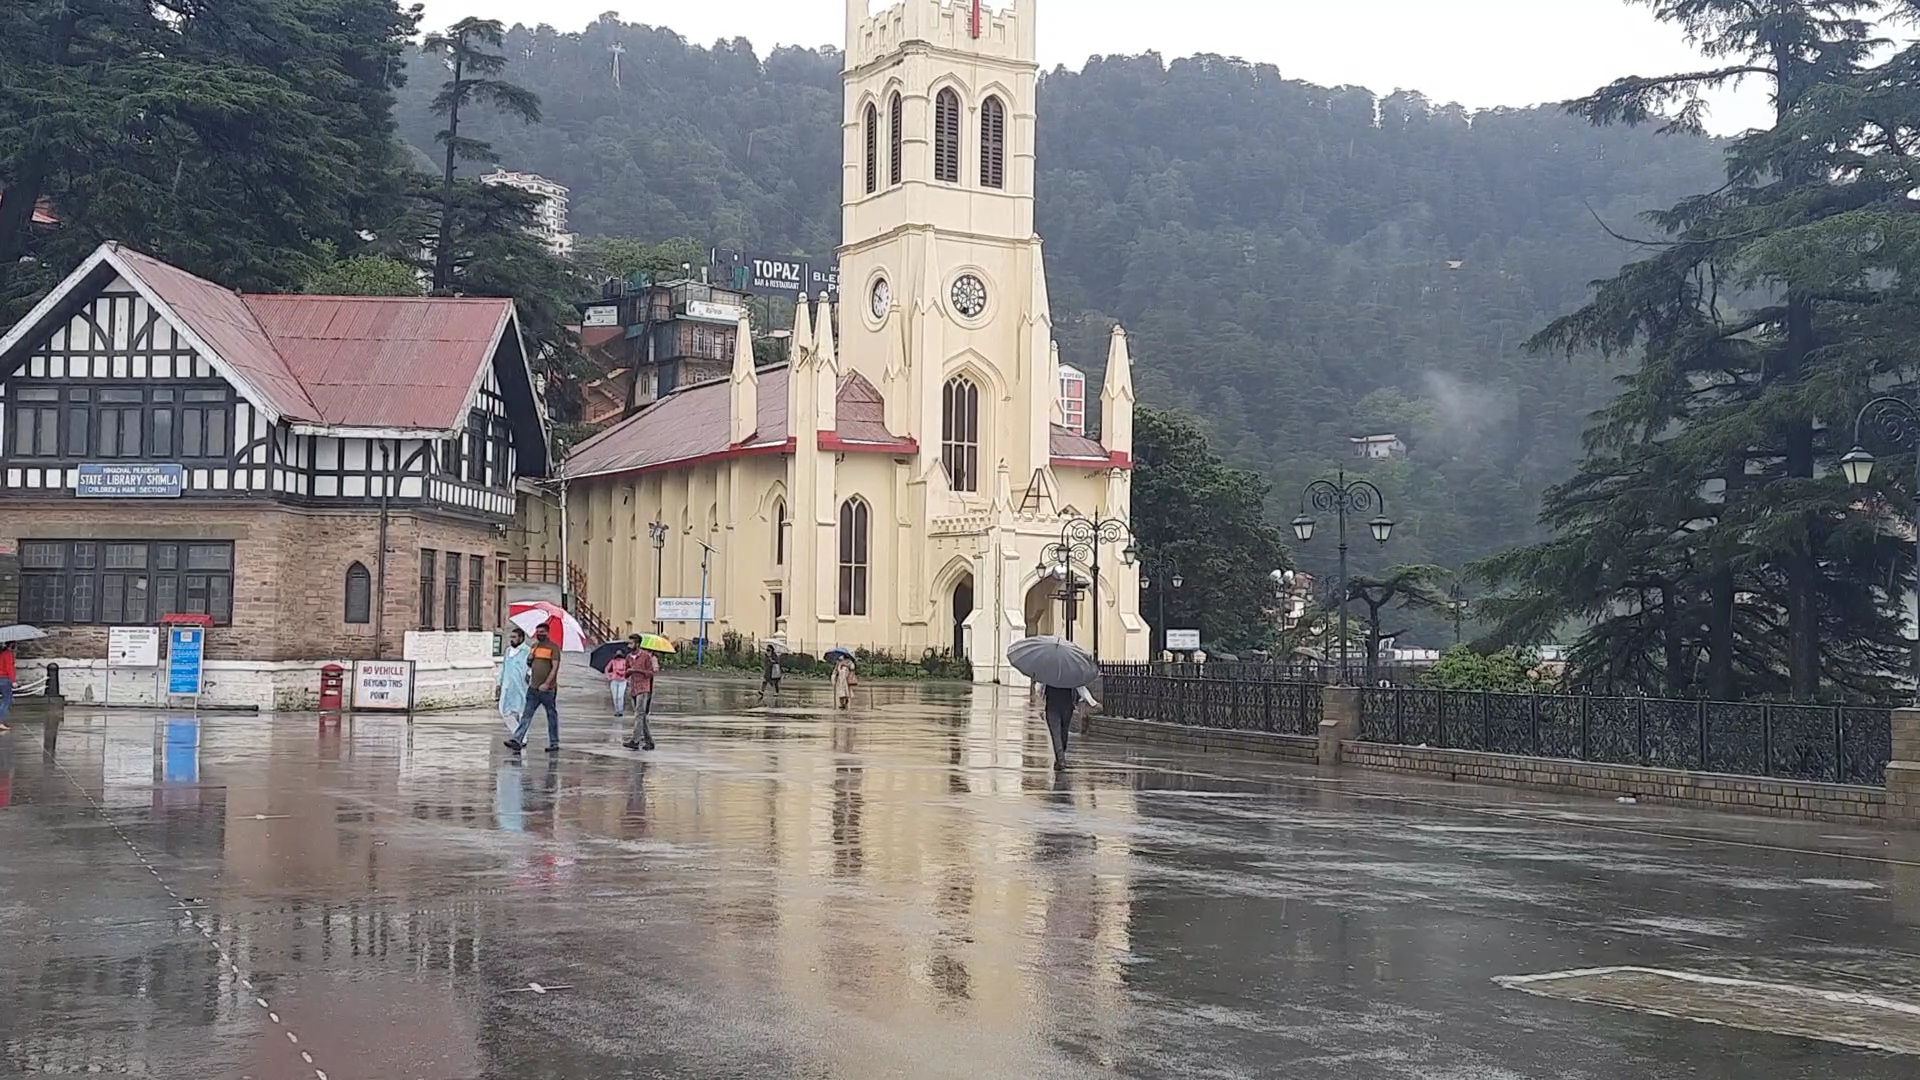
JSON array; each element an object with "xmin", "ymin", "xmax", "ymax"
[{"xmin": 50, "ymin": 759, "xmax": 335, "ymax": 1080}]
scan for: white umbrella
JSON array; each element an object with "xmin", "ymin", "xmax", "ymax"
[
  {"xmin": 1008, "ymin": 635, "xmax": 1099, "ymax": 688},
  {"xmin": 507, "ymin": 602, "xmax": 590, "ymax": 652},
  {"xmin": 0, "ymin": 625, "xmax": 47, "ymax": 645}
]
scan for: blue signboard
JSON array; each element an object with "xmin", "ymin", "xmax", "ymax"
[
  {"xmin": 168, "ymin": 627, "xmax": 204, "ymax": 695},
  {"xmin": 77, "ymin": 463, "xmax": 185, "ymax": 498}
]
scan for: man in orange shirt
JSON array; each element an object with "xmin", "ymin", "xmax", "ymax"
[
  {"xmin": 622, "ymin": 636, "xmax": 660, "ymax": 751},
  {"xmin": 505, "ymin": 624, "xmax": 563, "ymax": 753}
]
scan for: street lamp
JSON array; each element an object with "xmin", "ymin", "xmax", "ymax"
[
  {"xmin": 1295, "ymin": 470, "xmax": 1392, "ymax": 684},
  {"xmin": 1447, "ymin": 580, "xmax": 1468, "ymax": 645},
  {"xmin": 1139, "ymin": 553, "xmax": 1184, "ymax": 657},
  {"xmin": 1845, "ymin": 395, "xmax": 1920, "ymax": 699},
  {"xmin": 1037, "ymin": 515, "xmax": 1132, "ymax": 660},
  {"xmin": 648, "ymin": 521, "xmax": 669, "ymax": 633}
]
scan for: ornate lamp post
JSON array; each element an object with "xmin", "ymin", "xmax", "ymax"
[
  {"xmin": 1140, "ymin": 554, "xmax": 1183, "ymax": 657},
  {"xmin": 1843, "ymin": 396, "xmax": 1920, "ymax": 699},
  {"xmin": 648, "ymin": 521, "xmax": 668, "ymax": 633},
  {"xmin": 1037, "ymin": 515, "xmax": 1135, "ymax": 660},
  {"xmin": 1293, "ymin": 471, "xmax": 1392, "ymax": 684},
  {"xmin": 1447, "ymin": 580, "xmax": 1468, "ymax": 645}
]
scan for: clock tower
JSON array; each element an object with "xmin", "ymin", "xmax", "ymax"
[{"xmin": 838, "ymin": 0, "xmax": 1055, "ymax": 496}]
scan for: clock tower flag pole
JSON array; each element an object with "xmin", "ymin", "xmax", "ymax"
[{"xmin": 972, "ymin": 0, "xmax": 983, "ymax": 38}]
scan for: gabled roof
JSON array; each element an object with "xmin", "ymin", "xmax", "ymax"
[
  {"xmin": 0, "ymin": 243, "xmax": 536, "ymax": 442},
  {"xmin": 562, "ymin": 365, "xmax": 917, "ymax": 480},
  {"xmin": 1050, "ymin": 425, "xmax": 1112, "ymax": 462}
]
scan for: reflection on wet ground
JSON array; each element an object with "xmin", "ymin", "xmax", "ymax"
[{"xmin": 3, "ymin": 675, "xmax": 1920, "ymax": 1078}]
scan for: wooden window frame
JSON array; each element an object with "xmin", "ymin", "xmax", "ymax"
[
  {"xmin": 934, "ymin": 88, "xmax": 962, "ymax": 184},
  {"xmin": 18, "ymin": 540, "xmax": 235, "ymax": 626},
  {"xmin": 981, "ymin": 95, "xmax": 1007, "ymax": 189},
  {"xmin": 345, "ymin": 561, "xmax": 372, "ymax": 624},
  {"xmin": 837, "ymin": 498, "xmax": 870, "ymax": 617}
]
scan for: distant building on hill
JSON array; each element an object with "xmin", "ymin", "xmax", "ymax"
[
  {"xmin": 480, "ymin": 170, "xmax": 575, "ymax": 258},
  {"xmin": 1351, "ymin": 433, "xmax": 1407, "ymax": 460},
  {"xmin": 575, "ymin": 278, "xmax": 755, "ymax": 412}
]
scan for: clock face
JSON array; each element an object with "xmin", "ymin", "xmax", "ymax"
[
  {"xmin": 870, "ymin": 277, "xmax": 892, "ymax": 319},
  {"xmin": 950, "ymin": 274, "xmax": 988, "ymax": 319}
]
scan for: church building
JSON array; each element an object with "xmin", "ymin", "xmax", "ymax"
[{"xmin": 550, "ymin": 0, "xmax": 1147, "ymax": 682}]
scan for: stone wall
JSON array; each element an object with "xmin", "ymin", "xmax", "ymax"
[
  {"xmin": 1340, "ymin": 741, "xmax": 1893, "ymax": 824},
  {"xmin": 6, "ymin": 501, "xmax": 507, "ymax": 663},
  {"xmin": 0, "ymin": 549, "xmax": 18, "ymax": 626}
]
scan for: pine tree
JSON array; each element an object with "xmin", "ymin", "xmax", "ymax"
[
  {"xmin": 422, "ymin": 17, "xmax": 541, "ymax": 291},
  {"xmin": 1481, "ymin": 0, "xmax": 1920, "ymax": 700}
]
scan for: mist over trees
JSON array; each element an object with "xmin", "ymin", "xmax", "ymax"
[{"xmin": 391, "ymin": 17, "xmax": 1726, "ymax": 650}]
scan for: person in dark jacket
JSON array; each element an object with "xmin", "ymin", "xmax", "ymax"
[
  {"xmin": 1042, "ymin": 684, "xmax": 1078, "ymax": 770},
  {"xmin": 757, "ymin": 644, "xmax": 782, "ymax": 701}
]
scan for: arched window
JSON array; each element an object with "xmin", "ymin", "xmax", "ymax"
[
  {"xmin": 838, "ymin": 498, "xmax": 870, "ymax": 617},
  {"xmin": 864, "ymin": 102, "xmax": 879, "ymax": 194},
  {"xmin": 345, "ymin": 562, "xmax": 372, "ymax": 625},
  {"xmin": 934, "ymin": 88, "xmax": 961, "ymax": 184},
  {"xmin": 773, "ymin": 498, "xmax": 789, "ymax": 565},
  {"xmin": 941, "ymin": 376, "xmax": 981, "ymax": 493},
  {"xmin": 889, "ymin": 92, "xmax": 904, "ymax": 185},
  {"xmin": 980, "ymin": 95, "xmax": 1006, "ymax": 189}
]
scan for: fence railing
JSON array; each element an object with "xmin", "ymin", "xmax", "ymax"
[
  {"xmin": 1357, "ymin": 687, "xmax": 1893, "ymax": 787},
  {"xmin": 1099, "ymin": 664, "xmax": 1323, "ymax": 736},
  {"xmin": 1146, "ymin": 661, "xmax": 1432, "ymax": 686}
]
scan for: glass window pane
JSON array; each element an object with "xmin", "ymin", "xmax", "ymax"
[
  {"xmin": 105, "ymin": 544, "xmax": 147, "ymax": 569},
  {"xmin": 210, "ymin": 576, "xmax": 232, "ymax": 623},
  {"xmin": 154, "ymin": 544, "xmax": 178, "ymax": 570},
  {"xmin": 151, "ymin": 389, "xmax": 174, "ymax": 403},
  {"xmin": 126, "ymin": 575, "xmax": 150, "ymax": 623},
  {"xmin": 66, "ymin": 407, "xmax": 89, "ymax": 457},
  {"xmin": 18, "ymin": 388, "xmax": 57, "ymax": 402},
  {"xmin": 72, "ymin": 568, "xmax": 96, "ymax": 618},
  {"xmin": 186, "ymin": 544, "xmax": 231, "ymax": 570},
  {"xmin": 72, "ymin": 544, "xmax": 97, "ymax": 570},
  {"xmin": 182, "ymin": 409, "xmax": 203, "ymax": 457},
  {"xmin": 184, "ymin": 389, "xmax": 226, "ymax": 403},
  {"xmin": 155, "ymin": 574, "xmax": 178, "ymax": 617},
  {"xmin": 205, "ymin": 410, "xmax": 227, "ymax": 457},
  {"xmin": 21, "ymin": 542, "xmax": 64, "ymax": 568},
  {"xmin": 120, "ymin": 409, "xmax": 142, "ymax": 457},
  {"xmin": 184, "ymin": 575, "xmax": 209, "ymax": 615},
  {"xmin": 36, "ymin": 409, "xmax": 56, "ymax": 457},
  {"xmin": 151, "ymin": 410, "xmax": 173, "ymax": 457},
  {"xmin": 101, "ymin": 389, "xmax": 143, "ymax": 404}
]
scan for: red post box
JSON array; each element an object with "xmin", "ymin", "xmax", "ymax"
[{"xmin": 318, "ymin": 664, "xmax": 345, "ymax": 711}]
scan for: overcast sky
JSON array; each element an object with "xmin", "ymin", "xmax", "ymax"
[{"xmin": 422, "ymin": 0, "xmax": 1781, "ymax": 134}]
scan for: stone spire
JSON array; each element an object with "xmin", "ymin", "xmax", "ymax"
[
  {"xmin": 1100, "ymin": 324, "xmax": 1135, "ymax": 459},
  {"xmin": 730, "ymin": 312, "xmax": 757, "ymax": 445},
  {"xmin": 811, "ymin": 293, "xmax": 840, "ymax": 434},
  {"xmin": 791, "ymin": 291, "xmax": 814, "ymax": 359}
]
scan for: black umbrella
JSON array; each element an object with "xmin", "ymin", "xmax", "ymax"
[{"xmin": 589, "ymin": 640, "xmax": 635, "ymax": 673}]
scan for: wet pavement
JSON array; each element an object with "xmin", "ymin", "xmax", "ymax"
[{"xmin": 4, "ymin": 675, "xmax": 1920, "ymax": 1078}]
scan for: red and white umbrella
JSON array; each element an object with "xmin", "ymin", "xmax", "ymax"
[{"xmin": 507, "ymin": 601, "xmax": 590, "ymax": 652}]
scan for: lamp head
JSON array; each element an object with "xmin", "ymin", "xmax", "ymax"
[
  {"xmin": 1841, "ymin": 445, "xmax": 1876, "ymax": 486},
  {"xmin": 1369, "ymin": 515, "xmax": 1394, "ymax": 545},
  {"xmin": 1291, "ymin": 515, "xmax": 1315, "ymax": 543}
]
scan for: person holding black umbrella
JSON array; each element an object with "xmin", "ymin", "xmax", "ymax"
[{"xmin": 1007, "ymin": 635, "xmax": 1099, "ymax": 772}]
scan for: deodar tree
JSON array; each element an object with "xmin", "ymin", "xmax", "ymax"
[{"xmin": 1480, "ymin": 0, "xmax": 1920, "ymax": 701}]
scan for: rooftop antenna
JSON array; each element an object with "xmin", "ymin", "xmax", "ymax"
[{"xmin": 609, "ymin": 41, "xmax": 626, "ymax": 88}]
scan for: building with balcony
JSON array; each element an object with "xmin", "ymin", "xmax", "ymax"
[{"xmin": 479, "ymin": 170, "xmax": 575, "ymax": 258}]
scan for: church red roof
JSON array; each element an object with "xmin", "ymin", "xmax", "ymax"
[{"xmin": 562, "ymin": 366, "xmax": 918, "ymax": 480}]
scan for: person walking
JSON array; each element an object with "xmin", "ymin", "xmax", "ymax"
[
  {"xmin": 506, "ymin": 623, "xmax": 563, "ymax": 753},
  {"xmin": 0, "ymin": 642, "xmax": 16, "ymax": 735},
  {"xmin": 622, "ymin": 636, "xmax": 661, "ymax": 751},
  {"xmin": 498, "ymin": 628, "xmax": 530, "ymax": 731},
  {"xmin": 606, "ymin": 649, "xmax": 632, "ymax": 719},
  {"xmin": 831, "ymin": 656, "xmax": 857, "ymax": 710},
  {"xmin": 1040, "ymin": 683, "xmax": 1094, "ymax": 771},
  {"xmin": 757, "ymin": 644, "xmax": 782, "ymax": 701}
]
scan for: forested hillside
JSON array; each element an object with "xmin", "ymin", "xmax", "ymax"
[{"xmin": 392, "ymin": 16, "xmax": 1726, "ymax": 620}]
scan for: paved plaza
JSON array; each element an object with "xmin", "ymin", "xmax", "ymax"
[{"xmin": 3, "ymin": 676, "xmax": 1920, "ymax": 1078}]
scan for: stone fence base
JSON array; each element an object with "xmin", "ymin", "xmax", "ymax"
[
  {"xmin": 1341, "ymin": 741, "xmax": 1895, "ymax": 825},
  {"xmin": 1083, "ymin": 714, "xmax": 1318, "ymax": 764}
]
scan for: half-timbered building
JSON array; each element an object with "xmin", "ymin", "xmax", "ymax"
[{"xmin": 0, "ymin": 242, "xmax": 548, "ymax": 707}]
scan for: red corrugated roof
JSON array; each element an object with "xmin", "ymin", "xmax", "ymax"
[
  {"xmin": 105, "ymin": 247, "xmax": 513, "ymax": 431},
  {"xmin": 115, "ymin": 248, "xmax": 322, "ymax": 421},
  {"xmin": 563, "ymin": 366, "xmax": 918, "ymax": 479},
  {"xmin": 245, "ymin": 294, "xmax": 512, "ymax": 429}
]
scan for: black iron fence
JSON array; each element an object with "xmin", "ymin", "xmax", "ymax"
[
  {"xmin": 1099, "ymin": 664, "xmax": 1323, "ymax": 736},
  {"xmin": 1145, "ymin": 661, "xmax": 1433, "ymax": 686},
  {"xmin": 1357, "ymin": 687, "xmax": 1894, "ymax": 787}
]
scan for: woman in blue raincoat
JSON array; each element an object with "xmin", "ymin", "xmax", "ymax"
[{"xmin": 498, "ymin": 627, "xmax": 531, "ymax": 730}]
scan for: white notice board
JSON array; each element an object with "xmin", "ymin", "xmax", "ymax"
[
  {"xmin": 108, "ymin": 626, "xmax": 162, "ymax": 667},
  {"xmin": 1166, "ymin": 629, "xmax": 1202, "ymax": 652},
  {"xmin": 350, "ymin": 659, "xmax": 416, "ymax": 712}
]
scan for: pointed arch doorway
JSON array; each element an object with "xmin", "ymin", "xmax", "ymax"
[{"xmin": 951, "ymin": 575, "xmax": 975, "ymax": 659}]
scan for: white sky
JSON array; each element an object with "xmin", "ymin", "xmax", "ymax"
[{"xmin": 421, "ymin": 0, "xmax": 1789, "ymax": 134}]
